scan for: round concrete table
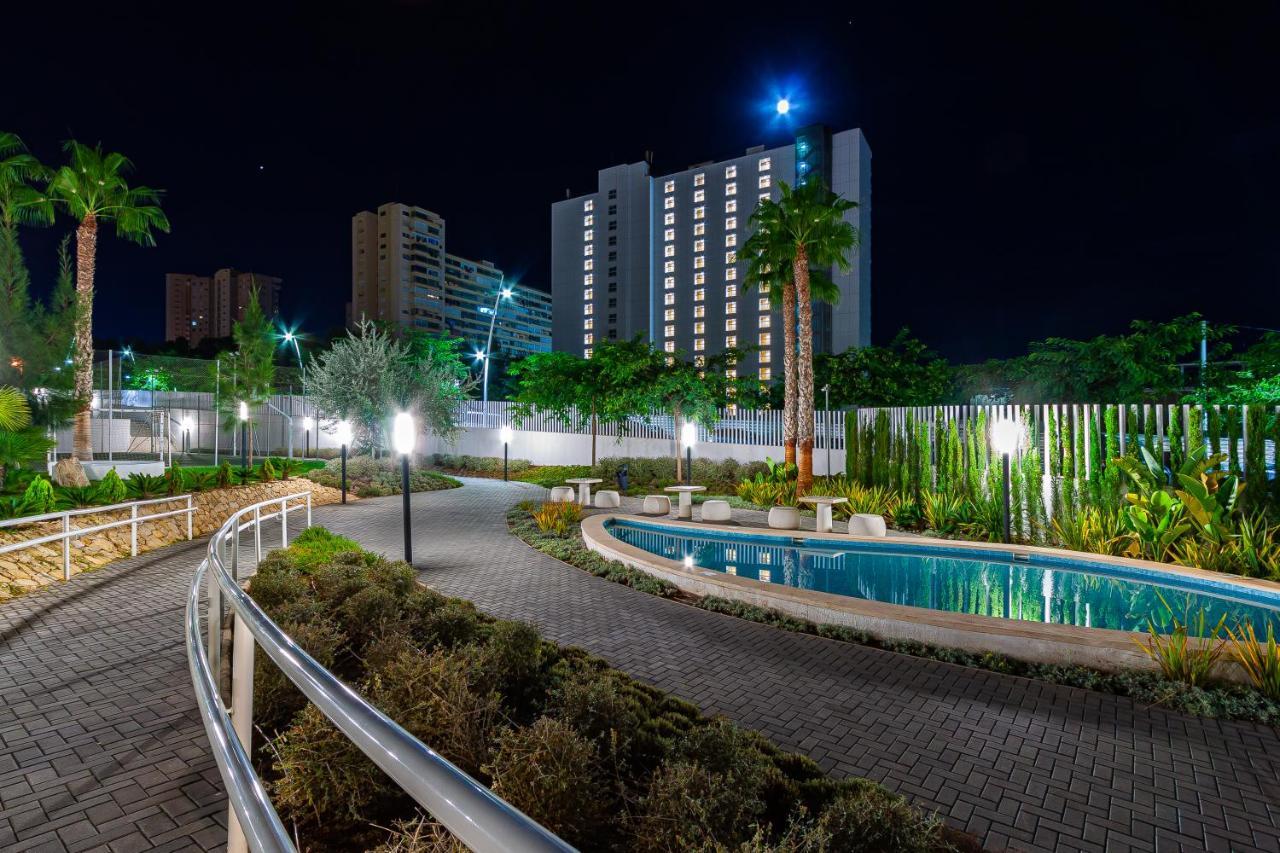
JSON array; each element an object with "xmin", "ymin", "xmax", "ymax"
[
  {"xmin": 565, "ymin": 477, "xmax": 603, "ymax": 506},
  {"xmin": 663, "ymin": 485, "xmax": 706, "ymax": 519},
  {"xmin": 798, "ymin": 496, "xmax": 849, "ymax": 534}
]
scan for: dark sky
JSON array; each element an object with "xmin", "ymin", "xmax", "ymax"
[{"xmin": 8, "ymin": 1, "xmax": 1279, "ymax": 362}]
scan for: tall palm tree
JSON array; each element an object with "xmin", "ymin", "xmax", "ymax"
[
  {"xmin": 742, "ymin": 238, "xmax": 798, "ymax": 467},
  {"xmin": 744, "ymin": 180, "xmax": 858, "ymax": 493},
  {"xmin": 49, "ymin": 142, "xmax": 168, "ymax": 461},
  {"xmin": 0, "ymin": 133, "xmax": 55, "ymax": 383}
]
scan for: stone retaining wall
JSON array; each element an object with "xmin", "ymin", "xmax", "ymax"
[{"xmin": 0, "ymin": 480, "xmax": 348, "ymax": 600}]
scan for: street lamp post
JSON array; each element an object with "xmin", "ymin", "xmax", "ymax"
[
  {"xmin": 302, "ymin": 416, "xmax": 314, "ymax": 458},
  {"xmin": 681, "ymin": 421, "xmax": 697, "ymax": 487},
  {"xmin": 335, "ymin": 420, "xmax": 353, "ymax": 504},
  {"xmin": 181, "ymin": 416, "xmax": 193, "ymax": 454},
  {"xmin": 477, "ymin": 281, "xmax": 514, "ymax": 408},
  {"xmin": 991, "ymin": 419, "xmax": 1020, "ymax": 544},
  {"xmin": 238, "ymin": 401, "xmax": 249, "ymax": 477},
  {"xmin": 393, "ymin": 412, "xmax": 415, "ymax": 564},
  {"xmin": 500, "ymin": 425, "xmax": 513, "ymax": 482}
]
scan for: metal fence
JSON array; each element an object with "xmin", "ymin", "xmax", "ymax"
[{"xmin": 455, "ymin": 401, "xmax": 847, "ymax": 450}]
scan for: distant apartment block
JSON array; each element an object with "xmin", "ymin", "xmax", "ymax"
[
  {"xmin": 350, "ymin": 202, "xmax": 552, "ymax": 360},
  {"xmin": 551, "ymin": 124, "xmax": 871, "ymax": 382},
  {"xmin": 164, "ymin": 270, "xmax": 282, "ymax": 345}
]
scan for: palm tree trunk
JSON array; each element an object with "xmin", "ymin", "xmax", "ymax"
[
  {"xmin": 781, "ymin": 282, "xmax": 797, "ymax": 468},
  {"xmin": 673, "ymin": 406, "xmax": 683, "ymax": 482},
  {"xmin": 590, "ymin": 401, "xmax": 597, "ymax": 466},
  {"xmin": 794, "ymin": 245, "xmax": 815, "ymax": 494},
  {"xmin": 72, "ymin": 215, "xmax": 98, "ymax": 461}
]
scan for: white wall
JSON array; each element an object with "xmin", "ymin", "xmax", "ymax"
[{"xmin": 424, "ymin": 426, "xmax": 846, "ymax": 475}]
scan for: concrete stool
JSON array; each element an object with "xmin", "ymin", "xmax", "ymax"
[
  {"xmin": 642, "ymin": 495, "xmax": 671, "ymax": 515},
  {"xmin": 549, "ymin": 486, "xmax": 575, "ymax": 504},
  {"xmin": 700, "ymin": 500, "xmax": 732, "ymax": 523},
  {"xmin": 848, "ymin": 513, "xmax": 887, "ymax": 537},
  {"xmin": 594, "ymin": 490, "xmax": 621, "ymax": 508},
  {"xmin": 768, "ymin": 506, "xmax": 801, "ymax": 530}
]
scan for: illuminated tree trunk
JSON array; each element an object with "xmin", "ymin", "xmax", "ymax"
[
  {"xmin": 793, "ymin": 244, "xmax": 815, "ymax": 494},
  {"xmin": 781, "ymin": 282, "xmax": 797, "ymax": 468},
  {"xmin": 72, "ymin": 214, "xmax": 98, "ymax": 461}
]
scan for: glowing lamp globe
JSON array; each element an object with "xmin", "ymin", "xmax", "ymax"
[
  {"xmin": 681, "ymin": 421, "xmax": 698, "ymax": 447},
  {"xmin": 302, "ymin": 416, "xmax": 315, "ymax": 431},
  {"xmin": 776, "ymin": 98, "xmax": 790, "ymax": 115},
  {"xmin": 335, "ymin": 420, "xmax": 354, "ymax": 447},
  {"xmin": 181, "ymin": 416, "xmax": 193, "ymax": 432},
  {"xmin": 991, "ymin": 419, "xmax": 1020, "ymax": 456},
  {"xmin": 500, "ymin": 425, "xmax": 514, "ymax": 444},
  {"xmin": 238, "ymin": 401, "xmax": 249, "ymax": 422},
  {"xmin": 392, "ymin": 412, "xmax": 415, "ymax": 456}
]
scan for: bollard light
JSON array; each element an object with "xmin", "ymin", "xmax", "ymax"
[
  {"xmin": 681, "ymin": 421, "xmax": 697, "ymax": 486},
  {"xmin": 500, "ymin": 425, "xmax": 513, "ymax": 482},
  {"xmin": 302, "ymin": 416, "xmax": 314, "ymax": 458},
  {"xmin": 181, "ymin": 415, "xmax": 194, "ymax": 454},
  {"xmin": 238, "ymin": 402, "xmax": 249, "ymax": 478},
  {"xmin": 393, "ymin": 412, "xmax": 415, "ymax": 564},
  {"xmin": 991, "ymin": 419, "xmax": 1019, "ymax": 544},
  {"xmin": 335, "ymin": 419, "xmax": 353, "ymax": 504}
]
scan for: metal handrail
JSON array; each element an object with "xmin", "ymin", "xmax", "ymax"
[
  {"xmin": 187, "ymin": 492, "xmax": 574, "ymax": 853},
  {"xmin": 0, "ymin": 494, "xmax": 195, "ymax": 581}
]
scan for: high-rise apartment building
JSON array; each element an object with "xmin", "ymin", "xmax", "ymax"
[
  {"xmin": 350, "ymin": 202, "xmax": 552, "ymax": 360},
  {"xmin": 551, "ymin": 124, "xmax": 871, "ymax": 382},
  {"xmin": 164, "ymin": 269, "xmax": 282, "ymax": 345}
]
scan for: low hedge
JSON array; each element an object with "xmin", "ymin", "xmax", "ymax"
[
  {"xmin": 304, "ymin": 455, "xmax": 461, "ymax": 497},
  {"xmin": 506, "ymin": 507, "xmax": 1280, "ymax": 728},
  {"xmin": 249, "ymin": 527, "xmax": 977, "ymax": 852}
]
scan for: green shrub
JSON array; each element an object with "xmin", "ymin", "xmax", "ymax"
[
  {"xmin": 260, "ymin": 457, "xmax": 276, "ymax": 483},
  {"xmin": 272, "ymin": 702, "xmax": 389, "ymax": 826},
  {"xmin": 815, "ymin": 783, "xmax": 948, "ymax": 853},
  {"xmin": 216, "ymin": 460, "xmax": 233, "ymax": 489},
  {"xmin": 54, "ymin": 485, "xmax": 99, "ymax": 510},
  {"xmin": 483, "ymin": 717, "xmax": 602, "ymax": 847},
  {"xmin": 125, "ymin": 473, "xmax": 166, "ymax": 499},
  {"xmin": 466, "ymin": 620, "xmax": 555, "ymax": 721},
  {"xmin": 20, "ymin": 476, "xmax": 54, "ymax": 514},
  {"xmin": 255, "ymin": 616, "xmax": 345, "ymax": 732},
  {"xmin": 96, "ymin": 467, "xmax": 127, "ymax": 504},
  {"xmin": 165, "ymin": 459, "xmax": 183, "ymax": 496},
  {"xmin": 372, "ymin": 817, "xmax": 467, "ymax": 852}
]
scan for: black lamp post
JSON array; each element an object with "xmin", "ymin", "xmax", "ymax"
[
  {"xmin": 336, "ymin": 420, "xmax": 352, "ymax": 504},
  {"xmin": 681, "ymin": 421, "xmax": 696, "ymax": 486},
  {"xmin": 393, "ymin": 412, "xmax": 415, "ymax": 564},
  {"xmin": 992, "ymin": 419, "xmax": 1019, "ymax": 544},
  {"xmin": 303, "ymin": 416, "xmax": 313, "ymax": 458},
  {"xmin": 501, "ymin": 425, "xmax": 512, "ymax": 482}
]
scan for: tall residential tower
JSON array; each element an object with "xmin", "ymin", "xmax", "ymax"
[
  {"xmin": 551, "ymin": 125, "xmax": 870, "ymax": 381},
  {"xmin": 164, "ymin": 269, "xmax": 282, "ymax": 345}
]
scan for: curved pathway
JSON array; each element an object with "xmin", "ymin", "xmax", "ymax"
[{"xmin": 1, "ymin": 479, "xmax": 1278, "ymax": 852}]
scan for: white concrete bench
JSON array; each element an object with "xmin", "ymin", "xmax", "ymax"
[
  {"xmin": 594, "ymin": 490, "xmax": 621, "ymax": 508},
  {"xmin": 768, "ymin": 506, "xmax": 801, "ymax": 530},
  {"xmin": 848, "ymin": 513, "xmax": 887, "ymax": 537},
  {"xmin": 642, "ymin": 495, "xmax": 671, "ymax": 515},
  {"xmin": 700, "ymin": 500, "xmax": 732, "ymax": 522},
  {"xmin": 549, "ymin": 486, "xmax": 575, "ymax": 504}
]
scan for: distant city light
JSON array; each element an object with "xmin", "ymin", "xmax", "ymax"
[
  {"xmin": 474, "ymin": 350, "xmax": 487, "ymax": 362},
  {"xmin": 776, "ymin": 98, "xmax": 790, "ymax": 115}
]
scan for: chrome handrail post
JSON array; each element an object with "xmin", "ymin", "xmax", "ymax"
[
  {"xmin": 232, "ymin": 517, "xmax": 240, "ymax": 583},
  {"xmin": 130, "ymin": 504, "xmax": 139, "ymax": 557},
  {"xmin": 61, "ymin": 514, "xmax": 71, "ymax": 581},
  {"xmin": 253, "ymin": 507, "xmax": 262, "ymax": 562},
  {"xmin": 280, "ymin": 498, "xmax": 288, "ymax": 546},
  {"xmin": 306, "ymin": 492, "xmax": 312, "ymax": 528},
  {"xmin": 187, "ymin": 495, "xmax": 193, "ymax": 540},
  {"xmin": 228, "ymin": 605, "xmax": 256, "ymax": 853}
]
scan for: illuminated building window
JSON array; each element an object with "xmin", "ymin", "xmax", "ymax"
[
  {"xmin": 725, "ymin": 233, "xmax": 737, "ymax": 247},
  {"xmin": 760, "ymin": 349, "xmax": 772, "ymax": 363},
  {"xmin": 694, "ymin": 355, "xmax": 705, "ymax": 366},
  {"xmin": 725, "ymin": 199, "xmax": 737, "ymax": 213},
  {"xmin": 694, "ymin": 172, "xmax": 705, "ymax": 187},
  {"xmin": 726, "ymin": 368, "xmax": 737, "ymax": 379},
  {"xmin": 584, "ymin": 318, "xmax": 594, "ymax": 330},
  {"xmin": 725, "ymin": 250, "xmax": 737, "ymax": 264},
  {"xmin": 664, "ymin": 228, "xmax": 675, "ymax": 241},
  {"xmin": 664, "ymin": 292, "xmax": 675, "ymax": 305},
  {"xmin": 665, "ymin": 325, "xmax": 676, "ymax": 338},
  {"xmin": 758, "ymin": 297, "xmax": 770, "ymax": 311},
  {"xmin": 694, "ymin": 338, "xmax": 705, "ymax": 351},
  {"xmin": 584, "ymin": 333, "xmax": 593, "ymax": 344},
  {"xmin": 725, "ymin": 300, "xmax": 737, "ymax": 314},
  {"xmin": 583, "ymin": 244, "xmax": 593, "ymax": 256},
  {"xmin": 725, "ymin": 284, "xmax": 738, "ymax": 297},
  {"xmin": 694, "ymin": 205, "xmax": 705, "ymax": 220},
  {"xmin": 759, "ymin": 193, "xmax": 770, "ymax": 202},
  {"xmin": 583, "ymin": 214, "xmax": 593, "ymax": 226},
  {"xmin": 725, "ymin": 164, "xmax": 737, "ymax": 179},
  {"xmin": 725, "ymin": 266, "xmax": 738, "ymax": 280},
  {"xmin": 664, "ymin": 308, "xmax": 675, "ymax": 321},
  {"xmin": 693, "ymin": 305, "xmax": 705, "ymax": 318},
  {"xmin": 584, "ymin": 303, "xmax": 593, "ymax": 315},
  {"xmin": 664, "ymin": 179, "xmax": 675, "ymax": 193},
  {"xmin": 725, "ymin": 182, "xmax": 737, "ymax": 196},
  {"xmin": 725, "ymin": 216, "xmax": 737, "ymax": 230},
  {"xmin": 693, "ymin": 189, "xmax": 705, "ymax": 203},
  {"xmin": 664, "ymin": 196, "xmax": 675, "ymax": 210},
  {"xmin": 725, "ymin": 318, "xmax": 737, "ymax": 331},
  {"xmin": 694, "ymin": 239, "xmax": 705, "ymax": 252},
  {"xmin": 583, "ymin": 229, "xmax": 593, "ymax": 241},
  {"xmin": 694, "ymin": 321, "xmax": 705, "ymax": 334},
  {"xmin": 758, "ymin": 332, "xmax": 772, "ymax": 346},
  {"xmin": 759, "ymin": 314, "xmax": 771, "ymax": 328},
  {"xmin": 664, "ymin": 276, "xmax": 675, "ymax": 290},
  {"xmin": 584, "ymin": 199, "xmax": 594, "ymax": 211},
  {"xmin": 759, "ymin": 367, "xmax": 772, "ymax": 381},
  {"xmin": 664, "ymin": 212, "xmax": 675, "ymax": 225},
  {"xmin": 725, "ymin": 335, "xmax": 737, "ymax": 348},
  {"xmin": 664, "ymin": 341, "xmax": 675, "ymax": 353},
  {"xmin": 694, "ymin": 256, "xmax": 705, "ymax": 269},
  {"xmin": 584, "ymin": 259, "xmax": 593, "ymax": 270},
  {"xmin": 664, "ymin": 245, "xmax": 675, "ymax": 258},
  {"xmin": 693, "ymin": 222, "xmax": 705, "ymax": 236},
  {"xmin": 693, "ymin": 288, "xmax": 705, "ymax": 301},
  {"xmin": 583, "ymin": 273, "xmax": 593, "ymax": 285},
  {"xmin": 694, "ymin": 271, "xmax": 705, "ymax": 284},
  {"xmin": 583, "ymin": 288, "xmax": 593, "ymax": 300},
  {"xmin": 758, "ymin": 174, "xmax": 771, "ymax": 189},
  {"xmin": 759, "ymin": 157, "xmax": 771, "ymax": 171},
  {"xmin": 584, "ymin": 347, "xmax": 593, "ymax": 358},
  {"xmin": 664, "ymin": 260, "xmax": 675, "ymax": 273}
]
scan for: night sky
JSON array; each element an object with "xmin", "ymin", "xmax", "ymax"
[{"xmin": 7, "ymin": 1, "xmax": 1279, "ymax": 362}]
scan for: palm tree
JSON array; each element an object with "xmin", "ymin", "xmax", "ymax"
[
  {"xmin": 0, "ymin": 133, "xmax": 55, "ymax": 383},
  {"xmin": 744, "ymin": 180, "xmax": 858, "ymax": 493},
  {"xmin": 742, "ymin": 238, "xmax": 798, "ymax": 468},
  {"xmin": 49, "ymin": 142, "xmax": 168, "ymax": 461}
]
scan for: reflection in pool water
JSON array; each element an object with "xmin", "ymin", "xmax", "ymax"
[{"xmin": 607, "ymin": 520, "xmax": 1280, "ymax": 636}]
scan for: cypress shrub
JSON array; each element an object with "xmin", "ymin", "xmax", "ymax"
[
  {"xmin": 1046, "ymin": 409, "xmax": 1060, "ymax": 477},
  {"xmin": 1208, "ymin": 406, "xmax": 1223, "ymax": 470},
  {"xmin": 1168, "ymin": 406, "xmax": 1184, "ymax": 473},
  {"xmin": 845, "ymin": 412, "xmax": 860, "ymax": 481},
  {"xmin": 1227, "ymin": 405, "xmax": 1242, "ymax": 476},
  {"xmin": 1243, "ymin": 406, "xmax": 1267, "ymax": 508}
]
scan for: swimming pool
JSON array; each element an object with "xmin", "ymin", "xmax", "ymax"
[{"xmin": 605, "ymin": 519, "xmax": 1280, "ymax": 637}]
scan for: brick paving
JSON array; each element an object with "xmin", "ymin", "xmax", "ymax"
[{"xmin": 2, "ymin": 478, "xmax": 1278, "ymax": 852}]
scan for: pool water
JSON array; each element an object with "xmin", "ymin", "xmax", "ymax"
[{"xmin": 607, "ymin": 520, "xmax": 1280, "ymax": 636}]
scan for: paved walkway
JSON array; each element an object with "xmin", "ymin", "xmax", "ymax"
[{"xmin": 2, "ymin": 479, "xmax": 1278, "ymax": 852}]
